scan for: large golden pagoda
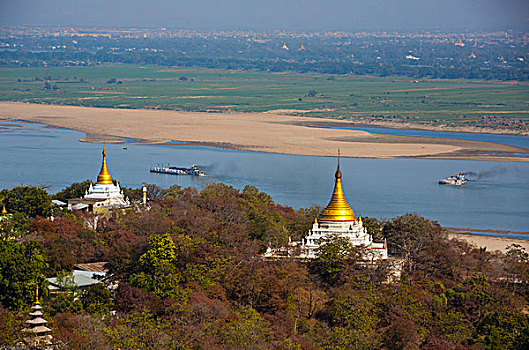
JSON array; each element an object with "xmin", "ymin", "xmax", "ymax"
[
  {"xmin": 96, "ymin": 146, "xmax": 113, "ymax": 185},
  {"xmin": 320, "ymin": 164, "xmax": 356, "ymax": 222},
  {"xmin": 262, "ymin": 159, "xmax": 388, "ymax": 260}
]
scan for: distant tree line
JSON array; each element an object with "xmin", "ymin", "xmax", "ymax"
[{"xmin": 1, "ymin": 34, "xmax": 528, "ymax": 81}]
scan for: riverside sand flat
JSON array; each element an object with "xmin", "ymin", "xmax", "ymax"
[{"xmin": 1, "ymin": 102, "xmax": 528, "ymax": 161}]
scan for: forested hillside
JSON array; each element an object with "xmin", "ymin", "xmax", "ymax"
[{"xmin": 1, "ymin": 183, "xmax": 528, "ymax": 349}]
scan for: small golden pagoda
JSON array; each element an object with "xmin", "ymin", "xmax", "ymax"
[
  {"xmin": 67, "ymin": 147, "xmax": 129, "ymax": 212},
  {"xmin": 23, "ymin": 285, "xmax": 53, "ymax": 345},
  {"xmin": 1, "ymin": 203, "xmax": 7, "ymax": 215}
]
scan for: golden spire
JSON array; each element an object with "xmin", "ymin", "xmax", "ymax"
[
  {"xmin": 320, "ymin": 156, "xmax": 356, "ymax": 222},
  {"xmin": 35, "ymin": 284, "xmax": 40, "ymax": 305},
  {"xmin": 96, "ymin": 146, "xmax": 114, "ymax": 185},
  {"xmin": 1, "ymin": 203, "xmax": 6, "ymax": 215}
]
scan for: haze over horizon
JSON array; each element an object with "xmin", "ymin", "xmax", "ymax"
[{"xmin": 1, "ymin": 0, "xmax": 528, "ymax": 32}]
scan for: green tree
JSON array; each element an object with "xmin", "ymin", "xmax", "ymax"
[
  {"xmin": 310, "ymin": 235, "xmax": 354, "ymax": 286},
  {"xmin": 241, "ymin": 185, "xmax": 290, "ymax": 248},
  {"xmin": 0, "ymin": 240, "xmax": 47, "ymax": 310},
  {"xmin": 122, "ymin": 186, "xmax": 143, "ymax": 202},
  {"xmin": 162, "ymin": 184, "xmax": 184, "ymax": 200},
  {"xmin": 1, "ymin": 186, "xmax": 52, "ymax": 218},
  {"xmin": 0, "ymin": 211, "xmax": 32, "ymax": 238},
  {"xmin": 53, "ymin": 180, "xmax": 92, "ymax": 202},
  {"xmin": 217, "ymin": 306, "xmax": 271, "ymax": 348},
  {"xmin": 0, "ymin": 305, "xmax": 25, "ymax": 346},
  {"xmin": 435, "ymin": 310, "xmax": 474, "ymax": 344},
  {"xmin": 363, "ymin": 216, "xmax": 384, "ymax": 241},
  {"xmin": 129, "ymin": 233, "xmax": 189, "ymax": 301},
  {"xmin": 106, "ymin": 312, "xmax": 178, "ymax": 349},
  {"xmin": 81, "ymin": 283, "xmax": 113, "ymax": 315},
  {"xmin": 49, "ymin": 271, "xmax": 83, "ymax": 315},
  {"xmin": 324, "ymin": 292, "xmax": 381, "ymax": 347}
]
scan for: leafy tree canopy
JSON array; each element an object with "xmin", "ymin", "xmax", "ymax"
[
  {"xmin": 0, "ymin": 240, "xmax": 47, "ymax": 311},
  {"xmin": 310, "ymin": 235, "xmax": 355, "ymax": 286},
  {"xmin": 53, "ymin": 180, "xmax": 92, "ymax": 202},
  {"xmin": 1, "ymin": 186, "xmax": 52, "ymax": 218}
]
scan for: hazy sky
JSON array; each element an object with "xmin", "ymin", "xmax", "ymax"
[{"xmin": 1, "ymin": 0, "xmax": 528, "ymax": 31}]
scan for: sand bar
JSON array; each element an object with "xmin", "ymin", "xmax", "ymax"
[
  {"xmin": 0, "ymin": 102, "xmax": 527, "ymax": 160},
  {"xmin": 449, "ymin": 233, "xmax": 529, "ymax": 253}
]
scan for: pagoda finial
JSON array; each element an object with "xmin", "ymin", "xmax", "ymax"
[
  {"xmin": 35, "ymin": 284, "xmax": 40, "ymax": 305},
  {"xmin": 96, "ymin": 146, "xmax": 113, "ymax": 185},
  {"xmin": 335, "ymin": 149, "xmax": 342, "ymax": 179}
]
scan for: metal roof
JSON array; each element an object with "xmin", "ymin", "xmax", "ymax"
[
  {"xmin": 47, "ymin": 270, "xmax": 106, "ymax": 290},
  {"xmin": 74, "ymin": 262, "xmax": 108, "ymax": 272}
]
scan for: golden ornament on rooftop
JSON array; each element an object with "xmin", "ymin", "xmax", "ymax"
[
  {"xmin": 320, "ymin": 164, "xmax": 356, "ymax": 222},
  {"xmin": 96, "ymin": 146, "xmax": 114, "ymax": 185}
]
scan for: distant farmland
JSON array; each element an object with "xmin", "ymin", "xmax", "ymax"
[{"xmin": 1, "ymin": 64, "xmax": 528, "ymax": 133}]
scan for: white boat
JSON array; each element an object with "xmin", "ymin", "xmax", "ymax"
[{"xmin": 439, "ymin": 173, "xmax": 467, "ymax": 186}]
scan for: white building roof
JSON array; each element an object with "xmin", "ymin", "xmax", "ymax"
[
  {"xmin": 52, "ymin": 199, "xmax": 67, "ymax": 206},
  {"xmin": 47, "ymin": 270, "xmax": 106, "ymax": 290}
]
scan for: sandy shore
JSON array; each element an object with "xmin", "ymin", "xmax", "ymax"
[
  {"xmin": 449, "ymin": 233, "xmax": 529, "ymax": 253},
  {"xmin": 1, "ymin": 102, "xmax": 527, "ymax": 161}
]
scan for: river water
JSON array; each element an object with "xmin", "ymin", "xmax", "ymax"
[
  {"xmin": 1, "ymin": 121, "xmax": 528, "ymax": 233},
  {"xmin": 332, "ymin": 125, "xmax": 529, "ymax": 149}
]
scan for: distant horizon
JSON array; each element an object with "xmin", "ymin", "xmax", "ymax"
[
  {"xmin": 1, "ymin": 0, "xmax": 528, "ymax": 32},
  {"xmin": 1, "ymin": 24, "xmax": 527, "ymax": 35}
]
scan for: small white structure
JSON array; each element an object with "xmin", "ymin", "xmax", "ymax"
[
  {"xmin": 265, "ymin": 163, "xmax": 388, "ymax": 260},
  {"xmin": 68, "ymin": 147, "xmax": 130, "ymax": 212}
]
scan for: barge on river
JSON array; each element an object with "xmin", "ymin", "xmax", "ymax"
[{"xmin": 150, "ymin": 164, "xmax": 205, "ymax": 176}]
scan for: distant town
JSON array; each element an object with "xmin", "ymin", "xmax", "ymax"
[{"xmin": 1, "ymin": 26, "xmax": 527, "ymax": 81}]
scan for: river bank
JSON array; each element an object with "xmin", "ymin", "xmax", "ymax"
[
  {"xmin": 449, "ymin": 232, "xmax": 529, "ymax": 252},
  {"xmin": 1, "ymin": 102, "xmax": 528, "ymax": 162},
  {"xmin": 340, "ymin": 118, "xmax": 529, "ymax": 137}
]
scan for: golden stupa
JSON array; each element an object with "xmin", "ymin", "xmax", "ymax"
[
  {"xmin": 1, "ymin": 203, "xmax": 7, "ymax": 215},
  {"xmin": 96, "ymin": 146, "xmax": 113, "ymax": 185},
  {"xmin": 320, "ymin": 164, "xmax": 356, "ymax": 222}
]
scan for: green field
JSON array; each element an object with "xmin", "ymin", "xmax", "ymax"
[{"xmin": 1, "ymin": 64, "xmax": 528, "ymax": 131}]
